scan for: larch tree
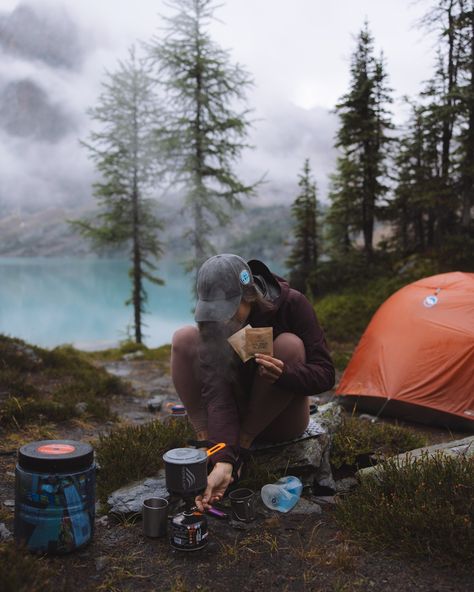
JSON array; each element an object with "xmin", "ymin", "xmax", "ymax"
[
  {"xmin": 148, "ymin": 0, "xmax": 258, "ymax": 277},
  {"xmin": 328, "ymin": 22, "xmax": 393, "ymax": 260},
  {"xmin": 73, "ymin": 46, "xmax": 164, "ymax": 344},
  {"xmin": 286, "ymin": 159, "xmax": 319, "ymax": 296}
]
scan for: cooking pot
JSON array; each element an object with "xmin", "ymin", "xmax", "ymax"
[{"xmin": 163, "ymin": 443, "xmax": 225, "ymax": 497}]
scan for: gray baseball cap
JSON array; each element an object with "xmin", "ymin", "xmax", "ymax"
[{"xmin": 195, "ymin": 254, "xmax": 254, "ymax": 322}]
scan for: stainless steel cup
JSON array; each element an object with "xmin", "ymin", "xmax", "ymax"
[
  {"xmin": 228, "ymin": 488, "xmax": 256, "ymax": 522},
  {"xmin": 142, "ymin": 497, "xmax": 169, "ymax": 538}
]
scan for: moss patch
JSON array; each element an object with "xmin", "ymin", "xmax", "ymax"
[
  {"xmin": 0, "ymin": 334, "xmax": 131, "ymax": 428},
  {"xmin": 331, "ymin": 415, "xmax": 427, "ymax": 469}
]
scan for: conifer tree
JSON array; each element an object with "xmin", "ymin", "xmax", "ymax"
[
  {"xmin": 328, "ymin": 22, "xmax": 393, "ymax": 260},
  {"xmin": 415, "ymin": 0, "xmax": 472, "ymax": 242},
  {"xmin": 73, "ymin": 47, "xmax": 163, "ymax": 344},
  {"xmin": 286, "ymin": 159, "xmax": 319, "ymax": 295},
  {"xmin": 148, "ymin": 0, "xmax": 257, "ymax": 277},
  {"xmin": 391, "ymin": 103, "xmax": 440, "ymax": 254}
]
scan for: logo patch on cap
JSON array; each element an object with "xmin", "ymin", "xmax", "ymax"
[{"xmin": 240, "ymin": 270, "xmax": 250, "ymax": 285}]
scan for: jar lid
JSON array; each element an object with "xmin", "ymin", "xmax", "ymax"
[
  {"xmin": 18, "ymin": 440, "xmax": 94, "ymax": 473},
  {"xmin": 171, "ymin": 405, "xmax": 186, "ymax": 415},
  {"xmin": 163, "ymin": 447, "xmax": 206, "ymax": 465}
]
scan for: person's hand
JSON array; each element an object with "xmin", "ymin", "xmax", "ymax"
[
  {"xmin": 254, "ymin": 353, "xmax": 284, "ymax": 383},
  {"xmin": 195, "ymin": 462, "xmax": 233, "ymax": 511}
]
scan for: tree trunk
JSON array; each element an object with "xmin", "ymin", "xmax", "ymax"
[
  {"xmin": 461, "ymin": 3, "xmax": 474, "ymax": 231},
  {"xmin": 132, "ymin": 101, "xmax": 142, "ymax": 344}
]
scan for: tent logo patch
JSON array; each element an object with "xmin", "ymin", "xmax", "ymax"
[{"xmin": 423, "ymin": 295, "xmax": 438, "ymax": 308}]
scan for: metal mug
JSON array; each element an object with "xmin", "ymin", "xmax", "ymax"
[
  {"xmin": 228, "ymin": 488, "xmax": 256, "ymax": 522},
  {"xmin": 142, "ymin": 497, "xmax": 169, "ymax": 538}
]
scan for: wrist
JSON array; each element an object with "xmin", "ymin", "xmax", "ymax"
[{"xmin": 215, "ymin": 461, "xmax": 233, "ymax": 474}]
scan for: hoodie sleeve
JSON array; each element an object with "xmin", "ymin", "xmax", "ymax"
[
  {"xmin": 198, "ymin": 341, "xmax": 240, "ymax": 466},
  {"xmin": 274, "ymin": 290, "xmax": 335, "ymax": 395}
]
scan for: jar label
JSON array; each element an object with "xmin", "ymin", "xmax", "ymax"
[{"xmin": 37, "ymin": 444, "xmax": 76, "ymax": 455}]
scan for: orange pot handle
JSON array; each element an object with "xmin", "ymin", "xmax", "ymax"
[{"xmin": 206, "ymin": 442, "xmax": 226, "ymax": 457}]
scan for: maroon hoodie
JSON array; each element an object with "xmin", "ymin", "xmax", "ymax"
[{"xmin": 199, "ymin": 275, "xmax": 335, "ymax": 467}]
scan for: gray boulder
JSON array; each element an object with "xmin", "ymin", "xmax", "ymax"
[
  {"xmin": 107, "ymin": 471, "xmax": 168, "ymax": 515},
  {"xmin": 251, "ymin": 417, "xmax": 335, "ymax": 491}
]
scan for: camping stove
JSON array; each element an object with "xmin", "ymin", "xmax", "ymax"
[
  {"xmin": 169, "ymin": 497, "xmax": 208, "ymax": 551},
  {"xmin": 162, "ymin": 447, "xmax": 212, "ymax": 551}
]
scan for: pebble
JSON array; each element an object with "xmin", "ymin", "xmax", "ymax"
[
  {"xmin": 96, "ymin": 515, "xmax": 109, "ymax": 527},
  {"xmin": 94, "ymin": 556, "xmax": 109, "ymax": 572},
  {"xmin": 0, "ymin": 523, "xmax": 12, "ymax": 541}
]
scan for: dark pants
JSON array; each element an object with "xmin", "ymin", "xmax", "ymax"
[{"xmin": 171, "ymin": 326, "xmax": 309, "ymax": 445}]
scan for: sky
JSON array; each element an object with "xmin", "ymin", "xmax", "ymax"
[{"xmin": 0, "ymin": 0, "xmax": 435, "ymax": 209}]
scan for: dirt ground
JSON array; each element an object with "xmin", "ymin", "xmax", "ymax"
[{"xmin": 1, "ymin": 358, "xmax": 473, "ymax": 592}]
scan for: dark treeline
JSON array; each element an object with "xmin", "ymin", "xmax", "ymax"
[{"xmin": 288, "ymin": 1, "xmax": 474, "ymax": 299}]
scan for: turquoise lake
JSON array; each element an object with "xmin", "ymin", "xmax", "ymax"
[
  {"xmin": 0, "ymin": 257, "xmax": 285, "ymax": 350},
  {"xmin": 0, "ymin": 257, "xmax": 195, "ymax": 349}
]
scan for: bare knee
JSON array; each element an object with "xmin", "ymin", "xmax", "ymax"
[
  {"xmin": 273, "ymin": 332, "xmax": 305, "ymax": 364},
  {"xmin": 171, "ymin": 325, "xmax": 199, "ymax": 353}
]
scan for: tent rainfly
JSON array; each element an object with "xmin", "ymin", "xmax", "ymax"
[{"xmin": 335, "ymin": 272, "xmax": 474, "ymax": 431}]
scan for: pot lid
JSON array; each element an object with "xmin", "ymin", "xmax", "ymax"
[{"xmin": 163, "ymin": 447, "xmax": 207, "ymax": 464}]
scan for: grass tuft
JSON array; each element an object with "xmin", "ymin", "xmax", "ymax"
[
  {"xmin": 86, "ymin": 341, "xmax": 171, "ymax": 363},
  {"xmin": 0, "ymin": 334, "xmax": 130, "ymax": 427},
  {"xmin": 95, "ymin": 418, "xmax": 194, "ymax": 502},
  {"xmin": 336, "ymin": 452, "xmax": 474, "ymax": 562},
  {"xmin": 0, "ymin": 542, "xmax": 55, "ymax": 592},
  {"xmin": 330, "ymin": 415, "xmax": 427, "ymax": 469}
]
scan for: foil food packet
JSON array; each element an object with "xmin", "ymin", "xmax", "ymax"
[{"xmin": 227, "ymin": 325, "xmax": 273, "ymax": 362}]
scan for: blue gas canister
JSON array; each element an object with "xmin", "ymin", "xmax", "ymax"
[{"xmin": 14, "ymin": 440, "xmax": 95, "ymax": 554}]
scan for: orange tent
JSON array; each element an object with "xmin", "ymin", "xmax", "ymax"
[{"xmin": 335, "ymin": 272, "xmax": 474, "ymax": 431}]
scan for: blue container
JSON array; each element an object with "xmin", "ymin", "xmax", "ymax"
[{"xmin": 14, "ymin": 440, "xmax": 95, "ymax": 554}]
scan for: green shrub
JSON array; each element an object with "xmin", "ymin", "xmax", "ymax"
[
  {"xmin": 0, "ymin": 542, "xmax": 55, "ymax": 592},
  {"xmin": 336, "ymin": 453, "xmax": 474, "ymax": 562},
  {"xmin": 95, "ymin": 418, "xmax": 195, "ymax": 502},
  {"xmin": 330, "ymin": 416, "xmax": 426, "ymax": 469},
  {"xmin": 316, "ymin": 274, "xmax": 415, "ymax": 344}
]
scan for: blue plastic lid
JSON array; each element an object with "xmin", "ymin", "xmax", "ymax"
[{"xmin": 171, "ymin": 404, "xmax": 186, "ymax": 415}]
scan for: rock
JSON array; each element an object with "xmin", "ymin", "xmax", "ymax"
[
  {"xmin": 3, "ymin": 499, "xmax": 14, "ymax": 507},
  {"xmin": 310, "ymin": 495, "xmax": 336, "ymax": 505},
  {"xmin": 94, "ymin": 556, "xmax": 109, "ymax": 572},
  {"xmin": 291, "ymin": 497, "xmax": 322, "ymax": 515},
  {"xmin": 75, "ymin": 401, "xmax": 88, "ymax": 414},
  {"xmin": 251, "ymin": 417, "xmax": 335, "ymax": 492},
  {"xmin": 107, "ymin": 472, "xmax": 168, "ymax": 515},
  {"xmin": 315, "ymin": 401, "xmax": 343, "ymax": 434},
  {"xmin": 104, "ymin": 362, "xmax": 132, "ymax": 377},
  {"xmin": 147, "ymin": 396, "xmax": 166, "ymax": 413},
  {"xmin": 122, "ymin": 351, "xmax": 144, "ymax": 360},
  {"xmin": 359, "ymin": 413, "xmax": 379, "ymax": 423},
  {"xmin": 335, "ymin": 477, "xmax": 358, "ymax": 493},
  {"xmin": 357, "ymin": 435, "xmax": 474, "ymax": 480},
  {"xmin": 0, "ymin": 523, "xmax": 12, "ymax": 541},
  {"xmin": 96, "ymin": 515, "xmax": 109, "ymax": 527}
]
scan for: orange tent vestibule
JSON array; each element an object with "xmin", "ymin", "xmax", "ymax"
[{"xmin": 335, "ymin": 272, "xmax": 474, "ymax": 431}]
